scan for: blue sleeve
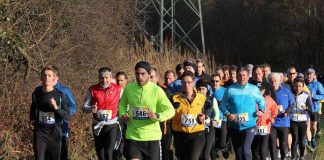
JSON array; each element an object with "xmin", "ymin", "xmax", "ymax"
[
  {"xmin": 57, "ymin": 87, "xmax": 77, "ymax": 116},
  {"xmin": 312, "ymin": 82, "xmax": 324, "ymax": 101},
  {"xmin": 220, "ymin": 88, "xmax": 230, "ymax": 115},
  {"xmin": 65, "ymin": 89, "xmax": 77, "ymax": 115},
  {"xmin": 285, "ymin": 89, "xmax": 296, "ymax": 113},
  {"xmin": 255, "ymin": 89, "xmax": 265, "ymax": 112}
]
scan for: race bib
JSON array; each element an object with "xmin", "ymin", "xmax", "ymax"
[
  {"xmin": 291, "ymin": 113, "xmax": 307, "ymax": 122},
  {"xmin": 235, "ymin": 113, "xmax": 249, "ymax": 124},
  {"xmin": 97, "ymin": 110, "xmax": 112, "ymax": 121},
  {"xmin": 204, "ymin": 117, "xmax": 211, "ymax": 128},
  {"xmin": 255, "ymin": 126, "xmax": 269, "ymax": 135},
  {"xmin": 39, "ymin": 111, "xmax": 55, "ymax": 124},
  {"xmin": 181, "ymin": 114, "xmax": 197, "ymax": 127},
  {"xmin": 133, "ymin": 107, "xmax": 150, "ymax": 120},
  {"xmin": 278, "ymin": 105, "xmax": 284, "ymax": 113}
]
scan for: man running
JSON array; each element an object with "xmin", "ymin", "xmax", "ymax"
[
  {"xmin": 220, "ymin": 66, "xmax": 265, "ymax": 160},
  {"xmin": 305, "ymin": 68, "xmax": 324, "ymax": 148},
  {"xmin": 30, "ymin": 65, "xmax": 70, "ymax": 160},
  {"xmin": 83, "ymin": 67, "xmax": 122, "ymax": 160},
  {"xmin": 118, "ymin": 61, "xmax": 175, "ymax": 160},
  {"xmin": 268, "ymin": 72, "xmax": 295, "ymax": 160}
]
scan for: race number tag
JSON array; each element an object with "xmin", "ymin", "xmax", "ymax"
[
  {"xmin": 255, "ymin": 126, "xmax": 269, "ymax": 135},
  {"xmin": 133, "ymin": 107, "xmax": 150, "ymax": 120},
  {"xmin": 181, "ymin": 114, "xmax": 197, "ymax": 127},
  {"xmin": 235, "ymin": 113, "xmax": 249, "ymax": 124},
  {"xmin": 291, "ymin": 113, "xmax": 307, "ymax": 122},
  {"xmin": 204, "ymin": 117, "xmax": 211, "ymax": 127},
  {"xmin": 97, "ymin": 110, "xmax": 112, "ymax": 121},
  {"xmin": 39, "ymin": 111, "xmax": 55, "ymax": 124},
  {"xmin": 278, "ymin": 105, "xmax": 284, "ymax": 113}
]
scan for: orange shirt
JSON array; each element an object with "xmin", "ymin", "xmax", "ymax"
[{"xmin": 256, "ymin": 95, "xmax": 278, "ymax": 133}]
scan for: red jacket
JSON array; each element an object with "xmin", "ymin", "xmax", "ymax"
[
  {"xmin": 89, "ymin": 83, "xmax": 122, "ymax": 119},
  {"xmin": 256, "ymin": 95, "xmax": 278, "ymax": 133}
]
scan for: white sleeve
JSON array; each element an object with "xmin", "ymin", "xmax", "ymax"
[{"xmin": 82, "ymin": 90, "xmax": 92, "ymax": 113}]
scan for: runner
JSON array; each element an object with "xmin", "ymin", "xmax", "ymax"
[
  {"xmin": 116, "ymin": 71, "xmax": 128, "ymax": 89},
  {"xmin": 250, "ymin": 65, "xmax": 265, "ymax": 89},
  {"xmin": 171, "ymin": 71, "xmax": 207, "ymax": 160},
  {"xmin": 246, "ymin": 64, "xmax": 254, "ymax": 79},
  {"xmin": 267, "ymin": 72, "xmax": 295, "ymax": 160},
  {"xmin": 211, "ymin": 74, "xmax": 230, "ymax": 159},
  {"xmin": 30, "ymin": 65, "xmax": 70, "ymax": 160},
  {"xmin": 262, "ymin": 63, "xmax": 271, "ymax": 82},
  {"xmin": 220, "ymin": 66, "xmax": 265, "ymax": 160},
  {"xmin": 164, "ymin": 70, "xmax": 176, "ymax": 86},
  {"xmin": 115, "ymin": 71, "xmax": 128, "ymax": 158},
  {"xmin": 196, "ymin": 79, "xmax": 219, "ymax": 160},
  {"xmin": 215, "ymin": 67, "xmax": 225, "ymax": 86},
  {"xmin": 251, "ymin": 83, "xmax": 278, "ymax": 160},
  {"xmin": 83, "ymin": 67, "xmax": 122, "ymax": 160},
  {"xmin": 196, "ymin": 59, "xmax": 211, "ymax": 82},
  {"xmin": 150, "ymin": 68, "xmax": 173, "ymax": 160},
  {"xmin": 175, "ymin": 63, "xmax": 185, "ymax": 80},
  {"xmin": 222, "ymin": 65, "xmax": 230, "ymax": 84},
  {"xmin": 168, "ymin": 60, "xmax": 199, "ymax": 94},
  {"xmin": 305, "ymin": 68, "xmax": 324, "ymax": 149},
  {"xmin": 118, "ymin": 61, "xmax": 175, "ymax": 160},
  {"xmin": 224, "ymin": 65, "xmax": 237, "ymax": 87},
  {"xmin": 290, "ymin": 77, "xmax": 312, "ymax": 160},
  {"xmin": 52, "ymin": 66, "xmax": 77, "ymax": 160}
]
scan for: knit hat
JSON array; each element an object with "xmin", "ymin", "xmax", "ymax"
[
  {"xmin": 135, "ymin": 61, "xmax": 151, "ymax": 73},
  {"xmin": 196, "ymin": 79, "xmax": 208, "ymax": 88},
  {"xmin": 183, "ymin": 61, "xmax": 197, "ymax": 73}
]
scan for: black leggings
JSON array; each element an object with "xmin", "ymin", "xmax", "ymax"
[
  {"xmin": 34, "ymin": 126, "xmax": 62, "ymax": 160},
  {"xmin": 173, "ymin": 131, "xmax": 205, "ymax": 160},
  {"xmin": 290, "ymin": 121, "xmax": 307, "ymax": 158},
  {"xmin": 160, "ymin": 121, "xmax": 172, "ymax": 160},
  {"xmin": 93, "ymin": 124, "xmax": 118, "ymax": 160},
  {"xmin": 251, "ymin": 135, "xmax": 269, "ymax": 160},
  {"xmin": 214, "ymin": 121, "xmax": 227, "ymax": 149},
  {"xmin": 269, "ymin": 126, "xmax": 289, "ymax": 160},
  {"xmin": 201, "ymin": 128, "xmax": 215, "ymax": 160}
]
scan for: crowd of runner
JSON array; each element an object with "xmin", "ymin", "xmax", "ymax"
[{"xmin": 29, "ymin": 60, "xmax": 324, "ymax": 160}]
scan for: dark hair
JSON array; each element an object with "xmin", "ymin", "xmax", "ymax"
[
  {"xmin": 176, "ymin": 64, "xmax": 184, "ymax": 72},
  {"xmin": 252, "ymin": 65, "xmax": 263, "ymax": 73},
  {"xmin": 230, "ymin": 65, "xmax": 237, "ymax": 72},
  {"xmin": 116, "ymin": 71, "xmax": 128, "ymax": 79},
  {"xmin": 98, "ymin": 67, "xmax": 112, "ymax": 74},
  {"xmin": 181, "ymin": 71, "xmax": 195, "ymax": 81},
  {"xmin": 262, "ymin": 63, "xmax": 271, "ymax": 70}
]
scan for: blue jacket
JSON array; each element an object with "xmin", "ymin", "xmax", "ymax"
[
  {"xmin": 212, "ymin": 86, "xmax": 226, "ymax": 120},
  {"xmin": 271, "ymin": 86, "xmax": 295, "ymax": 127},
  {"xmin": 307, "ymin": 80, "xmax": 324, "ymax": 112},
  {"xmin": 220, "ymin": 83, "xmax": 265, "ymax": 130},
  {"xmin": 55, "ymin": 83, "xmax": 77, "ymax": 137}
]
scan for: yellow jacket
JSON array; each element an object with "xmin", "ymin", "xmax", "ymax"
[{"xmin": 171, "ymin": 91, "xmax": 206, "ymax": 133}]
